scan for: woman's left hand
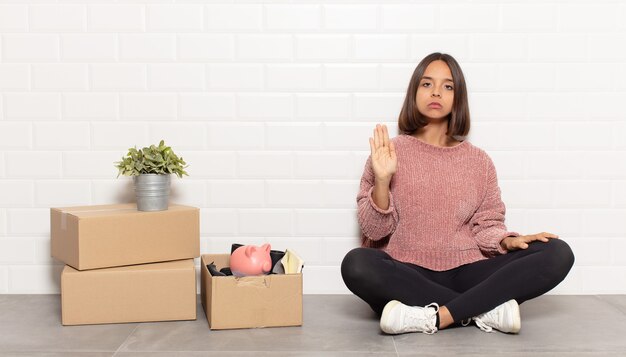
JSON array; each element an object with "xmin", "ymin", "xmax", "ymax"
[{"xmin": 500, "ymin": 232, "xmax": 560, "ymax": 251}]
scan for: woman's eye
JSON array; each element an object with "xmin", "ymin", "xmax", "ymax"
[
  {"xmin": 445, "ymin": 85, "xmax": 454, "ymax": 90},
  {"xmin": 422, "ymin": 82, "xmax": 431, "ymax": 87}
]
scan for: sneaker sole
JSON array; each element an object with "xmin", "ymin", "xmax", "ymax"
[
  {"xmin": 506, "ymin": 300, "xmax": 521, "ymax": 334},
  {"xmin": 380, "ymin": 300, "xmax": 401, "ymax": 334}
]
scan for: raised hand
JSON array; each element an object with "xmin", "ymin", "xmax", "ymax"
[{"xmin": 369, "ymin": 124, "xmax": 397, "ymax": 183}]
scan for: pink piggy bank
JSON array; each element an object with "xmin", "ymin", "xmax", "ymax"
[{"xmin": 230, "ymin": 243, "xmax": 272, "ymax": 277}]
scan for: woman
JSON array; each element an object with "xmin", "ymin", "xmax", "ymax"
[{"xmin": 341, "ymin": 52, "xmax": 575, "ymax": 335}]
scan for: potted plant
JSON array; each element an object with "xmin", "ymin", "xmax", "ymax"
[{"xmin": 114, "ymin": 140, "xmax": 189, "ymax": 211}]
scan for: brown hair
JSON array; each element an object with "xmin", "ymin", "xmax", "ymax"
[{"xmin": 398, "ymin": 52, "xmax": 470, "ymax": 137}]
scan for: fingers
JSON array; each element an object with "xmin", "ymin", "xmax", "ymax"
[
  {"xmin": 382, "ymin": 124, "xmax": 390, "ymax": 148},
  {"xmin": 369, "ymin": 137, "xmax": 375, "ymax": 156}
]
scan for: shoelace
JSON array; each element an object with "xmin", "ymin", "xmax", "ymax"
[
  {"xmin": 473, "ymin": 308, "xmax": 498, "ymax": 332},
  {"xmin": 405, "ymin": 302, "xmax": 439, "ymax": 334}
]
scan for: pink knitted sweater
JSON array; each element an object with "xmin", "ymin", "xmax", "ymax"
[{"xmin": 357, "ymin": 134, "xmax": 520, "ymax": 271}]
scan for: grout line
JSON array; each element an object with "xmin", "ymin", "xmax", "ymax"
[
  {"xmin": 112, "ymin": 323, "xmax": 140, "ymax": 357},
  {"xmin": 391, "ymin": 335, "xmax": 399, "ymax": 357}
]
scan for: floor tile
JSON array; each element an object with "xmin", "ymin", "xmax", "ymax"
[
  {"xmin": 0, "ymin": 295, "xmax": 137, "ymax": 353},
  {"xmin": 392, "ymin": 295, "xmax": 626, "ymax": 354},
  {"xmin": 117, "ymin": 295, "xmax": 396, "ymax": 354}
]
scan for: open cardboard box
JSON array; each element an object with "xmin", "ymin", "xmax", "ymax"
[
  {"xmin": 61, "ymin": 259, "xmax": 197, "ymax": 326},
  {"xmin": 201, "ymin": 254, "xmax": 303, "ymax": 330},
  {"xmin": 51, "ymin": 203, "xmax": 199, "ymax": 270}
]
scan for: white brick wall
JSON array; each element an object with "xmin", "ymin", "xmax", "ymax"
[{"xmin": 0, "ymin": 1, "xmax": 624, "ymax": 295}]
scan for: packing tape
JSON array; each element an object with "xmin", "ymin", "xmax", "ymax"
[
  {"xmin": 234, "ymin": 276, "xmax": 271, "ymax": 288},
  {"xmin": 59, "ymin": 207, "xmax": 136, "ymax": 230}
]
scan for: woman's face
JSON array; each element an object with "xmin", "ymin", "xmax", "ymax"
[{"xmin": 415, "ymin": 60, "xmax": 454, "ymax": 121}]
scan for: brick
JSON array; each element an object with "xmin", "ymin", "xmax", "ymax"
[
  {"xmin": 63, "ymin": 151, "xmax": 119, "ymax": 178},
  {"xmin": 34, "ymin": 180, "xmax": 90, "ymax": 207},
  {"xmin": 555, "ymin": 122, "xmax": 612, "ymax": 150},
  {"xmin": 266, "ymin": 123, "xmax": 322, "ymax": 149},
  {"xmin": 119, "ymin": 34, "xmax": 176, "ymax": 61},
  {"xmin": 206, "ymin": 5, "xmax": 262, "ymax": 30},
  {"xmin": 295, "ymin": 35, "xmax": 350, "ymax": 60},
  {"xmin": 9, "ymin": 265, "xmax": 63, "ymax": 294},
  {"xmin": 179, "ymin": 152, "xmax": 236, "ymax": 178},
  {"xmin": 92, "ymin": 122, "xmax": 148, "ymax": 150},
  {"xmin": 88, "ymin": 5, "xmax": 144, "ymax": 32},
  {"xmin": 354, "ymin": 35, "xmax": 408, "ymax": 60},
  {"xmin": 148, "ymin": 122, "xmax": 206, "ymax": 149},
  {"xmin": 0, "ymin": 65, "xmax": 29, "ymax": 90},
  {"xmin": 238, "ymin": 152, "xmax": 292, "ymax": 178},
  {"xmin": 501, "ymin": 4, "xmax": 557, "ymax": 31},
  {"xmin": 180, "ymin": 94, "xmax": 235, "ymax": 120},
  {"xmin": 528, "ymin": 34, "xmax": 587, "ymax": 61},
  {"xmin": 7, "ymin": 209, "xmax": 49, "ymax": 235},
  {"xmin": 554, "ymin": 181, "xmax": 611, "ymax": 208},
  {"xmin": 382, "ymin": 5, "xmax": 436, "ymax": 30},
  {"xmin": 380, "ymin": 64, "xmax": 418, "ymax": 91},
  {"xmin": 121, "ymin": 94, "xmax": 177, "ymax": 120},
  {"xmin": 324, "ymin": 64, "xmax": 378, "ymax": 90},
  {"xmin": 410, "ymin": 35, "xmax": 470, "ymax": 62},
  {"xmin": 322, "ymin": 180, "xmax": 359, "ymax": 208},
  {"xmin": 237, "ymin": 35, "xmax": 293, "ymax": 60},
  {"xmin": 295, "ymin": 94, "xmax": 350, "ymax": 120},
  {"xmin": 238, "ymin": 94, "xmax": 292, "ymax": 120},
  {"xmin": 559, "ymin": 4, "xmax": 619, "ymax": 31},
  {"xmin": 499, "ymin": 122, "xmax": 555, "ymax": 150},
  {"xmin": 238, "ymin": 209, "xmax": 292, "ymax": 236},
  {"xmin": 499, "ymin": 180, "xmax": 554, "ymax": 208},
  {"xmin": 32, "ymin": 64, "xmax": 88, "ymax": 91},
  {"xmin": 91, "ymin": 179, "xmax": 134, "ymax": 205},
  {"xmin": 178, "ymin": 34, "xmax": 234, "ymax": 60},
  {"xmin": 323, "ymin": 5, "xmax": 377, "ymax": 30},
  {"xmin": 525, "ymin": 209, "xmax": 583, "ymax": 238},
  {"xmin": 149, "ymin": 64, "xmax": 205, "ymax": 91},
  {"xmin": 147, "ymin": 5, "xmax": 203, "ymax": 31},
  {"xmin": 30, "ymin": 5, "xmax": 85, "ymax": 31},
  {"xmin": 499, "ymin": 64, "xmax": 556, "ymax": 90},
  {"xmin": 0, "ymin": 5, "xmax": 28, "ymax": 31},
  {"xmin": 295, "ymin": 209, "xmax": 358, "ymax": 236},
  {"xmin": 200, "ymin": 209, "xmax": 237, "ymax": 236},
  {"xmin": 581, "ymin": 152, "xmax": 626, "ymax": 179},
  {"xmin": 170, "ymin": 180, "xmax": 206, "ymax": 208},
  {"xmin": 2, "ymin": 35, "xmax": 59, "ymax": 61},
  {"xmin": 91, "ymin": 64, "xmax": 147, "ymax": 90},
  {"xmin": 61, "ymin": 34, "xmax": 116, "ymax": 61},
  {"xmin": 470, "ymin": 34, "xmax": 527, "ymax": 61},
  {"xmin": 303, "ymin": 266, "xmax": 350, "ymax": 294},
  {"xmin": 294, "ymin": 152, "xmax": 358, "ymax": 179},
  {"xmin": 208, "ymin": 64, "xmax": 263, "ymax": 90},
  {"xmin": 0, "ymin": 239, "xmax": 34, "ymax": 264},
  {"xmin": 208, "ymin": 180, "xmax": 264, "ymax": 207},
  {"xmin": 524, "ymin": 152, "xmax": 584, "ymax": 179},
  {"xmin": 470, "ymin": 93, "xmax": 526, "ymax": 120},
  {"xmin": 582, "ymin": 209, "xmax": 626, "ymax": 237},
  {"xmin": 6, "ymin": 152, "xmax": 62, "ymax": 178},
  {"xmin": 323, "ymin": 123, "xmax": 381, "ymax": 150},
  {"xmin": 0, "ymin": 181, "xmax": 34, "ymax": 207},
  {"xmin": 267, "ymin": 64, "xmax": 323, "ymax": 90},
  {"xmin": 207, "ymin": 123, "xmax": 264, "ymax": 149},
  {"xmin": 439, "ymin": 4, "xmax": 498, "ymax": 31},
  {"xmin": 353, "ymin": 93, "xmax": 404, "ymax": 121},
  {"xmin": 462, "ymin": 63, "xmax": 499, "ymax": 91},
  {"xmin": 266, "ymin": 180, "xmax": 323, "ymax": 207},
  {"xmin": 0, "ymin": 122, "xmax": 31, "ymax": 149},
  {"xmin": 265, "ymin": 4, "xmax": 320, "ymax": 30},
  {"xmin": 63, "ymin": 93, "xmax": 118, "ymax": 120},
  {"xmin": 33, "ymin": 122, "xmax": 90, "ymax": 149}
]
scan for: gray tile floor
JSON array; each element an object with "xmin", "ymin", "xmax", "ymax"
[{"xmin": 0, "ymin": 294, "xmax": 625, "ymax": 356}]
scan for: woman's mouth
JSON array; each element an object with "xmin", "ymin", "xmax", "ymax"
[{"xmin": 428, "ymin": 103, "xmax": 442, "ymax": 109}]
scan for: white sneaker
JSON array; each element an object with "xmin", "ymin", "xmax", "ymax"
[
  {"xmin": 473, "ymin": 299, "xmax": 521, "ymax": 334},
  {"xmin": 380, "ymin": 300, "xmax": 439, "ymax": 335}
]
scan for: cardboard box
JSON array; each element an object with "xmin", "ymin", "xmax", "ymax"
[
  {"xmin": 61, "ymin": 259, "xmax": 197, "ymax": 326},
  {"xmin": 51, "ymin": 203, "xmax": 199, "ymax": 270},
  {"xmin": 201, "ymin": 254, "xmax": 303, "ymax": 330}
]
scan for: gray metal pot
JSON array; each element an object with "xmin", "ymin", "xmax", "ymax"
[{"xmin": 133, "ymin": 174, "xmax": 171, "ymax": 211}]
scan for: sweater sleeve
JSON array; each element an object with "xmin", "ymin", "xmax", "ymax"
[
  {"xmin": 356, "ymin": 155, "xmax": 399, "ymax": 242},
  {"xmin": 470, "ymin": 155, "xmax": 520, "ymax": 256}
]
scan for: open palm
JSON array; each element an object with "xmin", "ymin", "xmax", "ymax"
[{"xmin": 369, "ymin": 124, "xmax": 397, "ymax": 182}]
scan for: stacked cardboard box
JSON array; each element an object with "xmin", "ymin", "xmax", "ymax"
[{"xmin": 50, "ymin": 203, "xmax": 200, "ymax": 326}]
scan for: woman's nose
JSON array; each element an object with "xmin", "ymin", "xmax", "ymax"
[{"xmin": 431, "ymin": 92, "xmax": 441, "ymax": 98}]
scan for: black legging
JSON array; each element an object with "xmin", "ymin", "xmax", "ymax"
[{"xmin": 341, "ymin": 239, "xmax": 575, "ymax": 323}]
